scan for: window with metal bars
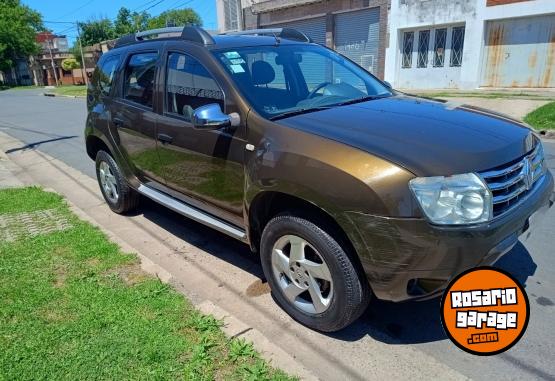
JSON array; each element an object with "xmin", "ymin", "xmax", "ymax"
[
  {"xmin": 433, "ymin": 28, "xmax": 447, "ymax": 67},
  {"xmin": 224, "ymin": 0, "xmax": 240, "ymax": 31},
  {"xmin": 417, "ymin": 30, "xmax": 430, "ymax": 68},
  {"xmin": 401, "ymin": 31, "xmax": 414, "ymax": 68},
  {"xmin": 450, "ymin": 26, "xmax": 465, "ymax": 67}
]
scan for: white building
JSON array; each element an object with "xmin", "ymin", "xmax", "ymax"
[
  {"xmin": 385, "ymin": 0, "xmax": 555, "ymax": 89},
  {"xmin": 216, "ymin": 0, "xmax": 391, "ymax": 79}
]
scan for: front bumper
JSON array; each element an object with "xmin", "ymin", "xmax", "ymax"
[{"xmin": 347, "ymin": 170, "xmax": 554, "ymax": 302}]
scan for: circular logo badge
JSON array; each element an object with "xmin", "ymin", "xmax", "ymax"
[{"xmin": 441, "ymin": 267, "xmax": 529, "ymax": 356}]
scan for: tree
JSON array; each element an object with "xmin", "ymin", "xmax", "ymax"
[
  {"xmin": 114, "ymin": 7, "xmax": 150, "ymax": 36},
  {"xmin": 78, "ymin": 18, "xmax": 115, "ymax": 47},
  {"xmin": 69, "ymin": 43, "xmax": 83, "ymax": 64},
  {"xmin": 0, "ymin": 0, "xmax": 43, "ymax": 71},
  {"xmin": 61, "ymin": 58, "xmax": 80, "ymax": 71},
  {"xmin": 147, "ymin": 9, "xmax": 202, "ymax": 29}
]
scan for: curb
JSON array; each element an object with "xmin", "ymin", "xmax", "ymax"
[
  {"xmin": 65, "ymin": 197, "xmax": 317, "ymax": 381},
  {"xmin": 43, "ymin": 92, "xmax": 86, "ymax": 99},
  {"xmin": 0, "ymin": 140, "xmax": 318, "ymax": 381},
  {"xmin": 538, "ymin": 130, "xmax": 555, "ymax": 140}
]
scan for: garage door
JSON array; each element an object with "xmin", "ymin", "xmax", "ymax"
[
  {"xmin": 482, "ymin": 15, "xmax": 555, "ymax": 88},
  {"xmin": 270, "ymin": 17, "xmax": 326, "ymax": 45},
  {"xmin": 335, "ymin": 8, "xmax": 380, "ymax": 74}
]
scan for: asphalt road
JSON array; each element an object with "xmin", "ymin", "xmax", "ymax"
[{"xmin": 1, "ymin": 88, "xmax": 554, "ymax": 380}]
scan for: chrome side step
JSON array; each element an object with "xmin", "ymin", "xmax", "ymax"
[{"xmin": 137, "ymin": 185, "xmax": 246, "ymax": 240}]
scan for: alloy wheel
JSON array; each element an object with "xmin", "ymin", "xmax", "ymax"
[
  {"xmin": 98, "ymin": 161, "xmax": 119, "ymax": 204},
  {"xmin": 271, "ymin": 234, "xmax": 333, "ymax": 314}
]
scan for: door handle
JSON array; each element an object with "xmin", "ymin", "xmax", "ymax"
[
  {"xmin": 157, "ymin": 133, "xmax": 173, "ymax": 144},
  {"xmin": 113, "ymin": 117, "xmax": 124, "ymax": 127}
]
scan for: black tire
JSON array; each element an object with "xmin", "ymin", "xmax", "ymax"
[
  {"xmin": 260, "ymin": 215, "xmax": 371, "ymax": 332},
  {"xmin": 95, "ymin": 150, "xmax": 139, "ymax": 214}
]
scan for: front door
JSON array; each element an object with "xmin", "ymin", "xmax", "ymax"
[
  {"xmin": 155, "ymin": 51, "xmax": 245, "ymax": 227},
  {"xmin": 111, "ymin": 51, "xmax": 163, "ymax": 185}
]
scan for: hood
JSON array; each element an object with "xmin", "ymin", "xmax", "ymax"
[{"xmin": 277, "ymin": 95, "xmax": 534, "ymax": 176}]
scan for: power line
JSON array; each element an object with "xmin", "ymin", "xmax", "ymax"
[
  {"xmin": 44, "ymin": 20, "xmax": 75, "ymax": 24},
  {"xmin": 56, "ymin": 25, "xmax": 76, "ymax": 35},
  {"xmin": 143, "ymin": 0, "xmax": 167, "ymax": 12},
  {"xmin": 133, "ymin": 0, "xmax": 160, "ymax": 12},
  {"xmin": 53, "ymin": 0, "xmax": 95, "ymax": 21},
  {"xmin": 169, "ymin": 0, "xmax": 195, "ymax": 10}
]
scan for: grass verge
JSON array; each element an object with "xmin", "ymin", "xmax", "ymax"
[
  {"xmin": 51, "ymin": 85, "xmax": 87, "ymax": 97},
  {"xmin": 0, "ymin": 85, "xmax": 41, "ymax": 91},
  {"xmin": 0, "ymin": 187, "xmax": 294, "ymax": 380},
  {"xmin": 524, "ymin": 101, "xmax": 555, "ymax": 131},
  {"xmin": 412, "ymin": 91, "xmax": 555, "ymax": 101}
]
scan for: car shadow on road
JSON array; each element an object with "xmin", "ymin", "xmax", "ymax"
[
  {"xmin": 4, "ymin": 135, "xmax": 78, "ymax": 153},
  {"xmin": 135, "ymin": 198, "xmax": 537, "ymax": 345},
  {"xmin": 137, "ymin": 197, "xmax": 265, "ymax": 278}
]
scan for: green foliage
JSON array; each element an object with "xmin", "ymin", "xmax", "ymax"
[
  {"xmin": 187, "ymin": 313, "xmax": 223, "ymax": 333},
  {"xmin": 114, "ymin": 7, "xmax": 149, "ymax": 36},
  {"xmin": 61, "ymin": 58, "xmax": 80, "ymax": 71},
  {"xmin": 78, "ymin": 18, "xmax": 115, "ymax": 47},
  {"xmin": 524, "ymin": 102, "xmax": 555, "ymax": 130},
  {"xmin": 69, "ymin": 43, "xmax": 83, "ymax": 65},
  {"xmin": 147, "ymin": 8, "xmax": 202, "ymax": 29},
  {"xmin": 0, "ymin": 187, "xmax": 296, "ymax": 381},
  {"xmin": 0, "ymin": 0, "xmax": 43, "ymax": 70},
  {"xmin": 75, "ymin": 7, "xmax": 202, "ymax": 49},
  {"xmin": 228, "ymin": 338, "xmax": 257, "ymax": 363},
  {"xmin": 51, "ymin": 85, "xmax": 87, "ymax": 97}
]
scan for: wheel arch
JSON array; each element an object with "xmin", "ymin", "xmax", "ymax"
[
  {"xmin": 86, "ymin": 134, "xmax": 112, "ymax": 160},
  {"xmin": 248, "ymin": 191, "xmax": 364, "ymax": 273}
]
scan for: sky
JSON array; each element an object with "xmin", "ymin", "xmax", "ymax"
[{"xmin": 23, "ymin": 0, "xmax": 217, "ymax": 44}]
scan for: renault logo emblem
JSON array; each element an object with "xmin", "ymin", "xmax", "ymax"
[{"xmin": 521, "ymin": 158, "xmax": 533, "ymax": 190}]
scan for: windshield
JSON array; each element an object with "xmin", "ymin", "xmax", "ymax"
[{"xmin": 213, "ymin": 44, "xmax": 392, "ymax": 120}]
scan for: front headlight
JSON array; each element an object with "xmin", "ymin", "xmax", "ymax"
[{"xmin": 409, "ymin": 173, "xmax": 492, "ymax": 225}]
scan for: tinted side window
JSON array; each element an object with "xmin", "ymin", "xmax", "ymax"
[
  {"xmin": 166, "ymin": 52, "xmax": 224, "ymax": 121},
  {"xmin": 123, "ymin": 52, "xmax": 158, "ymax": 108},
  {"xmin": 95, "ymin": 55, "xmax": 119, "ymax": 96}
]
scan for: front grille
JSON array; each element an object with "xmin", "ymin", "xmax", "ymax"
[{"xmin": 479, "ymin": 144, "xmax": 546, "ymax": 217}]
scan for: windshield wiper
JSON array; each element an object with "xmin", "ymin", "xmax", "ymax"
[
  {"xmin": 269, "ymin": 106, "xmax": 330, "ymax": 121},
  {"xmin": 332, "ymin": 94, "xmax": 390, "ymax": 107}
]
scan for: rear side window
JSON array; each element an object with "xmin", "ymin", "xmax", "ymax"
[
  {"xmin": 123, "ymin": 52, "xmax": 158, "ymax": 108},
  {"xmin": 166, "ymin": 52, "xmax": 224, "ymax": 121},
  {"xmin": 95, "ymin": 55, "xmax": 119, "ymax": 96}
]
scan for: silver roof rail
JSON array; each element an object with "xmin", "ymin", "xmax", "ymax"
[
  {"xmin": 114, "ymin": 26, "xmax": 215, "ymax": 48},
  {"xmin": 135, "ymin": 27, "xmax": 183, "ymax": 39},
  {"xmin": 223, "ymin": 28, "xmax": 312, "ymax": 43}
]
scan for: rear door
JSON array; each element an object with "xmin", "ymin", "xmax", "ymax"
[
  {"xmin": 110, "ymin": 50, "xmax": 164, "ymax": 185},
  {"xmin": 154, "ymin": 48, "xmax": 246, "ymax": 227}
]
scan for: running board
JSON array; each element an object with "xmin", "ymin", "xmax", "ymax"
[{"xmin": 137, "ymin": 185, "xmax": 247, "ymax": 240}]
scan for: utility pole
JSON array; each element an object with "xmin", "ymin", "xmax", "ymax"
[
  {"xmin": 75, "ymin": 22, "xmax": 88, "ymax": 85},
  {"xmin": 47, "ymin": 38, "xmax": 59, "ymax": 86}
]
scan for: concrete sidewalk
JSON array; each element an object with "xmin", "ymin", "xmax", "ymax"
[
  {"xmin": 401, "ymin": 88, "xmax": 555, "ymax": 121},
  {"xmin": 0, "ymin": 150, "xmax": 23, "ymax": 188},
  {"xmin": 0, "ymin": 131, "xmax": 466, "ymax": 380}
]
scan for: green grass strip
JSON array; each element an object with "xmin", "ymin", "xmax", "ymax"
[{"xmin": 0, "ymin": 187, "xmax": 294, "ymax": 381}]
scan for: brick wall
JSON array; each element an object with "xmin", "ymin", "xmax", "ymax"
[
  {"xmin": 486, "ymin": 0, "xmax": 531, "ymax": 6},
  {"xmin": 251, "ymin": 0, "xmax": 390, "ymax": 79}
]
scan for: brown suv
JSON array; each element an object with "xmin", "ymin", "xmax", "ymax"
[{"xmin": 85, "ymin": 26, "xmax": 554, "ymax": 332}]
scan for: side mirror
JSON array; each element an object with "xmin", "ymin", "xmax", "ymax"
[
  {"xmin": 383, "ymin": 80, "xmax": 393, "ymax": 89},
  {"xmin": 192, "ymin": 104, "xmax": 231, "ymax": 130}
]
